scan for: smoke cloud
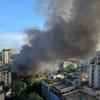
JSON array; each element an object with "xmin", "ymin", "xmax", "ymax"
[{"xmin": 13, "ymin": 0, "xmax": 100, "ymax": 75}]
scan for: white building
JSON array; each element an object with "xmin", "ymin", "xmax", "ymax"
[
  {"xmin": 89, "ymin": 51, "xmax": 100, "ymax": 89},
  {"xmin": 0, "ymin": 70, "xmax": 11, "ymax": 86}
]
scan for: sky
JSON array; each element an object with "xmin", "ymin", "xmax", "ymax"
[{"xmin": 0, "ymin": 0, "xmax": 44, "ymax": 51}]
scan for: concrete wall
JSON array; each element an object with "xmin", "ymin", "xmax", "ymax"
[
  {"xmin": 41, "ymin": 82, "xmax": 50, "ymax": 99},
  {"xmin": 61, "ymin": 86, "xmax": 75, "ymax": 93},
  {"xmin": 81, "ymin": 86, "xmax": 97, "ymax": 96},
  {"xmin": 0, "ymin": 93, "xmax": 4, "ymax": 100},
  {"xmin": 49, "ymin": 91, "xmax": 60, "ymax": 100},
  {"xmin": 89, "ymin": 56, "xmax": 100, "ymax": 89}
]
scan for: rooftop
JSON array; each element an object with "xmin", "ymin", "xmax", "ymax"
[
  {"xmin": 62, "ymin": 89, "xmax": 98, "ymax": 100},
  {"xmin": 67, "ymin": 75, "xmax": 78, "ymax": 81},
  {"xmin": 50, "ymin": 81, "xmax": 73, "ymax": 94}
]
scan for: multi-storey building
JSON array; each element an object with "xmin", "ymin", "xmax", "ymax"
[
  {"xmin": 0, "ymin": 70, "xmax": 11, "ymax": 86},
  {"xmin": 2, "ymin": 49, "xmax": 11, "ymax": 66},
  {"xmin": 0, "ymin": 61, "xmax": 2, "ymax": 67},
  {"xmin": 89, "ymin": 51, "xmax": 100, "ymax": 89}
]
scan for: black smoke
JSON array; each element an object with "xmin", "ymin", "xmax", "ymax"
[{"xmin": 12, "ymin": 0, "xmax": 100, "ymax": 75}]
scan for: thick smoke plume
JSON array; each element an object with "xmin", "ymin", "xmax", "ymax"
[{"xmin": 13, "ymin": 0, "xmax": 100, "ymax": 75}]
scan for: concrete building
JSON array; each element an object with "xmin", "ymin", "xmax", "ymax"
[
  {"xmin": 49, "ymin": 82, "xmax": 75, "ymax": 100},
  {"xmin": 0, "ymin": 85, "xmax": 4, "ymax": 100},
  {"xmin": 0, "ymin": 61, "xmax": 2, "ymax": 67},
  {"xmin": 41, "ymin": 80, "xmax": 76, "ymax": 100},
  {"xmin": 66, "ymin": 73, "xmax": 81, "ymax": 87},
  {"xmin": 0, "ymin": 70, "xmax": 11, "ymax": 86},
  {"xmin": 89, "ymin": 51, "xmax": 100, "ymax": 89},
  {"xmin": 2, "ymin": 49, "xmax": 11, "ymax": 66},
  {"xmin": 50, "ymin": 85, "xmax": 99, "ymax": 100},
  {"xmin": 41, "ymin": 82, "xmax": 50, "ymax": 99},
  {"xmin": 41, "ymin": 69, "xmax": 81, "ymax": 100},
  {"xmin": 49, "ymin": 83, "xmax": 99, "ymax": 100},
  {"xmin": 62, "ymin": 89, "xmax": 98, "ymax": 100},
  {"xmin": 0, "ymin": 93, "xmax": 4, "ymax": 100}
]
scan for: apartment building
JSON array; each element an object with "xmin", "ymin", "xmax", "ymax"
[
  {"xmin": 0, "ymin": 70, "xmax": 11, "ymax": 86},
  {"xmin": 89, "ymin": 51, "xmax": 100, "ymax": 89},
  {"xmin": 2, "ymin": 49, "xmax": 11, "ymax": 66}
]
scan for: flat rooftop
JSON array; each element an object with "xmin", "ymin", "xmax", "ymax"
[
  {"xmin": 67, "ymin": 76, "xmax": 77, "ymax": 81},
  {"xmin": 53, "ymin": 82, "xmax": 72, "ymax": 89},
  {"xmin": 50, "ymin": 82, "xmax": 73, "ymax": 94},
  {"xmin": 62, "ymin": 89, "xmax": 98, "ymax": 100}
]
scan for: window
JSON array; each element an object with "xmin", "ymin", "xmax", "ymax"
[
  {"xmin": 91, "ymin": 61, "xmax": 95, "ymax": 64},
  {"xmin": 92, "ymin": 84, "xmax": 94, "ymax": 88},
  {"xmin": 92, "ymin": 66, "xmax": 94, "ymax": 68},
  {"xmin": 92, "ymin": 69, "xmax": 94, "ymax": 73},
  {"xmin": 92, "ymin": 73, "xmax": 94, "ymax": 76},
  {"xmin": 92, "ymin": 76, "xmax": 94, "ymax": 80},
  {"xmin": 98, "ymin": 57, "xmax": 100, "ymax": 60},
  {"xmin": 92, "ymin": 80, "xmax": 94, "ymax": 83},
  {"xmin": 7, "ymin": 82, "xmax": 9, "ymax": 85},
  {"xmin": 97, "ymin": 62, "xmax": 100, "ymax": 65}
]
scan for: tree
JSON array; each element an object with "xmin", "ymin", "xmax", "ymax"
[
  {"xmin": 27, "ymin": 92, "xmax": 44, "ymax": 100},
  {"xmin": 24, "ymin": 75, "xmax": 34, "ymax": 86},
  {"xmin": 12, "ymin": 81, "xmax": 27, "ymax": 97},
  {"xmin": 65, "ymin": 63, "xmax": 76, "ymax": 73},
  {"xmin": 12, "ymin": 73, "xmax": 47, "ymax": 100}
]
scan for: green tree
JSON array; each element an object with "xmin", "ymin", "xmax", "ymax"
[
  {"xmin": 24, "ymin": 75, "xmax": 34, "ymax": 86},
  {"xmin": 27, "ymin": 92, "xmax": 44, "ymax": 100},
  {"xmin": 12, "ymin": 81, "xmax": 27, "ymax": 97},
  {"xmin": 65, "ymin": 63, "xmax": 76, "ymax": 73}
]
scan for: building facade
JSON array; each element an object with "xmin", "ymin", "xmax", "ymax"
[
  {"xmin": 0, "ymin": 70, "xmax": 11, "ymax": 86},
  {"xmin": 41, "ymin": 82, "xmax": 50, "ymax": 99},
  {"xmin": 2, "ymin": 49, "xmax": 11, "ymax": 66},
  {"xmin": 0, "ymin": 93, "xmax": 4, "ymax": 100},
  {"xmin": 89, "ymin": 51, "xmax": 100, "ymax": 89}
]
